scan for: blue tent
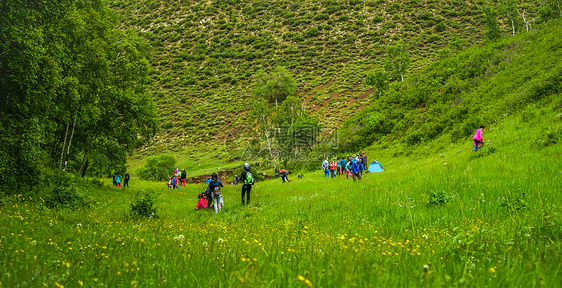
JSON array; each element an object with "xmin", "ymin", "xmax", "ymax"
[{"xmin": 368, "ymin": 161, "xmax": 384, "ymax": 173}]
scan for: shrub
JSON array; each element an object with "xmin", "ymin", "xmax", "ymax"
[
  {"xmin": 137, "ymin": 155, "xmax": 176, "ymax": 181},
  {"xmin": 130, "ymin": 190, "xmax": 158, "ymax": 219},
  {"xmin": 45, "ymin": 172, "xmax": 91, "ymax": 209},
  {"xmin": 161, "ymin": 121, "xmax": 174, "ymax": 129},
  {"xmin": 428, "ymin": 190, "xmax": 449, "ymax": 205},
  {"xmin": 500, "ymin": 191, "xmax": 528, "ymax": 213}
]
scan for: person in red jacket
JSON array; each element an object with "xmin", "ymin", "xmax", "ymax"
[{"xmin": 329, "ymin": 158, "xmax": 338, "ymax": 178}]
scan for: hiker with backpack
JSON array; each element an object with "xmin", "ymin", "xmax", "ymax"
[
  {"xmin": 473, "ymin": 125, "xmax": 485, "ymax": 151},
  {"xmin": 345, "ymin": 157, "xmax": 353, "ymax": 179},
  {"xmin": 339, "ymin": 157, "xmax": 346, "ymax": 175},
  {"xmin": 279, "ymin": 169, "xmax": 290, "ymax": 183},
  {"xmin": 205, "ymin": 173, "xmax": 223, "ymax": 209},
  {"xmin": 240, "ymin": 163, "xmax": 254, "ymax": 205},
  {"xmin": 123, "ymin": 172, "xmax": 130, "ymax": 188},
  {"xmin": 352, "ymin": 159, "xmax": 362, "ymax": 182}
]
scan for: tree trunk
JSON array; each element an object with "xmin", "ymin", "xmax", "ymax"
[
  {"xmin": 59, "ymin": 121, "xmax": 70, "ymax": 169},
  {"xmin": 78, "ymin": 150, "xmax": 88, "ymax": 176},
  {"xmin": 81, "ymin": 159, "xmax": 89, "ymax": 178},
  {"xmin": 63, "ymin": 113, "xmax": 78, "ymax": 171}
]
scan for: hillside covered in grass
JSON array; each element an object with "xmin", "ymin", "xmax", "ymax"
[
  {"xmin": 109, "ymin": 0, "xmax": 546, "ymax": 156},
  {"xmin": 340, "ymin": 18, "xmax": 562, "ymax": 152}
]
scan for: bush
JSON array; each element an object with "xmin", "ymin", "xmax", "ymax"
[
  {"xmin": 45, "ymin": 172, "xmax": 91, "ymax": 209},
  {"xmin": 130, "ymin": 190, "xmax": 158, "ymax": 219},
  {"xmin": 137, "ymin": 155, "xmax": 176, "ymax": 181},
  {"xmin": 428, "ymin": 190, "xmax": 449, "ymax": 205},
  {"xmin": 161, "ymin": 121, "xmax": 174, "ymax": 129}
]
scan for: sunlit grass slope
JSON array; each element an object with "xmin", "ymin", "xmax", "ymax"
[{"xmin": 1, "ymin": 101, "xmax": 561, "ymax": 286}]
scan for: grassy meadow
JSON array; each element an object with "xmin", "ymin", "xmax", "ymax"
[{"xmin": 1, "ymin": 105, "xmax": 561, "ymax": 287}]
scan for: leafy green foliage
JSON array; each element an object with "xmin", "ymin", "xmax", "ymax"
[
  {"xmin": 136, "ymin": 155, "xmax": 176, "ymax": 181},
  {"xmin": 44, "ymin": 171, "xmax": 91, "ymax": 209},
  {"xmin": 499, "ymin": 191, "xmax": 528, "ymax": 212},
  {"xmin": 0, "ymin": 0, "xmax": 157, "ymax": 191},
  {"xmin": 365, "ymin": 69, "xmax": 389, "ymax": 98},
  {"xmin": 384, "ymin": 41, "xmax": 411, "ymax": 82},
  {"xmin": 428, "ymin": 190, "xmax": 449, "ymax": 205},
  {"xmin": 340, "ymin": 20, "xmax": 562, "ymax": 151},
  {"xmin": 252, "ymin": 67, "xmax": 297, "ymax": 104},
  {"xmin": 483, "ymin": 5, "xmax": 501, "ymax": 41},
  {"xmin": 130, "ymin": 190, "xmax": 158, "ymax": 219}
]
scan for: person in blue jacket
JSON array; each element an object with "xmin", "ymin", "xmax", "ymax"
[
  {"xmin": 339, "ymin": 157, "xmax": 346, "ymax": 175},
  {"xmin": 352, "ymin": 159, "xmax": 362, "ymax": 182}
]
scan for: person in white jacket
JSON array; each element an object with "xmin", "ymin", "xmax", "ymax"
[{"xmin": 321, "ymin": 158, "xmax": 329, "ymax": 178}]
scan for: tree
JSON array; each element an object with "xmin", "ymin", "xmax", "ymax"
[
  {"xmin": 137, "ymin": 155, "xmax": 176, "ymax": 181},
  {"xmin": 500, "ymin": 0, "xmax": 521, "ymax": 36},
  {"xmin": 384, "ymin": 41, "xmax": 411, "ymax": 82},
  {"xmin": 273, "ymin": 96, "xmax": 320, "ymax": 156},
  {"xmin": 518, "ymin": 7, "xmax": 541, "ymax": 32},
  {"xmin": 483, "ymin": 5, "xmax": 501, "ymax": 41},
  {"xmin": 365, "ymin": 68, "xmax": 389, "ymax": 98},
  {"xmin": 246, "ymin": 98, "xmax": 279, "ymax": 171},
  {"xmin": 0, "ymin": 0, "xmax": 157, "ymax": 191},
  {"xmin": 252, "ymin": 67, "xmax": 297, "ymax": 105}
]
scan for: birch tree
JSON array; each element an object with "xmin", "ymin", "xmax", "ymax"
[
  {"xmin": 384, "ymin": 41, "xmax": 411, "ymax": 82},
  {"xmin": 501, "ymin": 0, "xmax": 521, "ymax": 36}
]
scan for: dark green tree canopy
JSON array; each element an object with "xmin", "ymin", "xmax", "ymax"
[
  {"xmin": 252, "ymin": 66, "xmax": 297, "ymax": 105},
  {"xmin": 0, "ymin": 0, "xmax": 157, "ymax": 192}
]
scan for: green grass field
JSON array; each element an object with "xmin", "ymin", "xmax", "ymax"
[{"xmin": 1, "ymin": 107, "xmax": 561, "ymax": 287}]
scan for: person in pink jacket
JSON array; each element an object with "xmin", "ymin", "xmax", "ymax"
[
  {"xmin": 195, "ymin": 193, "xmax": 208, "ymax": 210},
  {"xmin": 472, "ymin": 125, "xmax": 485, "ymax": 151}
]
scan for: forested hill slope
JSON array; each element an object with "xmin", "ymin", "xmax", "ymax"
[
  {"xmin": 109, "ymin": 0, "xmax": 545, "ymax": 156},
  {"xmin": 339, "ymin": 18, "xmax": 562, "ymax": 152}
]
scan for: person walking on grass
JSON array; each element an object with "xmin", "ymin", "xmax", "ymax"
[
  {"xmin": 171, "ymin": 175, "xmax": 180, "ymax": 190},
  {"xmin": 123, "ymin": 172, "xmax": 130, "ymax": 188},
  {"xmin": 339, "ymin": 157, "xmax": 346, "ymax": 175},
  {"xmin": 322, "ymin": 157, "xmax": 330, "ymax": 178},
  {"xmin": 115, "ymin": 173, "xmax": 122, "ymax": 188},
  {"xmin": 345, "ymin": 158, "xmax": 353, "ymax": 179},
  {"xmin": 240, "ymin": 163, "xmax": 254, "ymax": 205},
  {"xmin": 206, "ymin": 172, "xmax": 223, "ymax": 209},
  {"xmin": 352, "ymin": 159, "xmax": 362, "ymax": 182},
  {"xmin": 473, "ymin": 125, "xmax": 485, "ymax": 151},
  {"xmin": 361, "ymin": 151, "xmax": 368, "ymax": 174},
  {"xmin": 180, "ymin": 169, "xmax": 187, "ymax": 186},
  {"xmin": 329, "ymin": 158, "xmax": 338, "ymax": 178}
]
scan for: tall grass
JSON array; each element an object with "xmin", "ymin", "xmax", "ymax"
[{"xmin": 1, "ymin": 107, "xmax": 561, "ymax": 287}]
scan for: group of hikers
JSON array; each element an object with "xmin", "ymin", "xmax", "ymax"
[
  {"xmin": 118, "ymin": 126, "xmax": 485, "ymax": 213},
  {"xmin": 194, "ymin": 163, "xmax": 255, "ymax": 213},
  {"xmin": 322, "ymin": 151, "xmax": 369, "ymax": 182},
  {"xmin": 112, "ymin": 172, "xmax": 130, "ymax": 188},
  {"xmin": 167, "ymin": 168, "xmax": 187, "ymax": 189}
]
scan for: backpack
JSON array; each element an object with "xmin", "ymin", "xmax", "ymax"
[
  {"xmin": 125, "ymin": 173, "xmax": 130, "ymax": 181},
  {"xmin": 245, "ymin": 172, "xmax": 254, "ymax": 185}
]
